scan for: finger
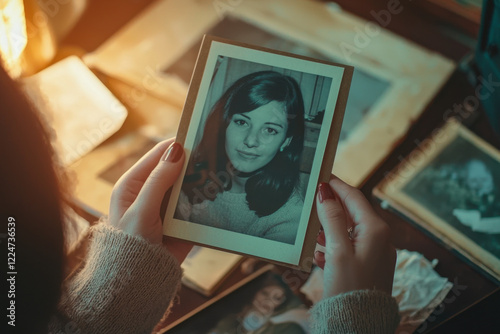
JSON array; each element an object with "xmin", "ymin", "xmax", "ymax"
[
  {"xmin": 133, "ymin": 142, "xmax": 185, "ymax": 215},
  {"xmin": 110, "ymin": 139, "xmax": 176, "ymax": 221},
  {"xmin": 316, "ymin": 183, "xmax": 352, "ymax": 254},
  {"xmin": 119, "ymin": 139, "xmax": 175, "ymax": 186},
  {"xmin": 329, "ymin": 175, "xmax": 390, "ymax": 254},
  {"xmin": 316, "ymin": 230, "xmax": 326, "ymax": 246},
  {"xmin": 329, "ymin": 175, "xmax": 382, "ymax": 226},
  {"xmin": 314, "ymin": 251, "xmax": 325, "ymax": 270}
]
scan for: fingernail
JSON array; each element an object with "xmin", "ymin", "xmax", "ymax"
[
  {"xmin": 316, "ymin": 230, "xmax": 326, "ymax": 245},
  {"xmin": 318, "ymin": 182, "xmax": 335, "ymax": 203},
  {"xmin": 314, "ymin": 250, "xmax": 325, "ymax": 261},
  {"xmin": 163, "ymin": 142, "xmax": 183, "ymax": 162}
]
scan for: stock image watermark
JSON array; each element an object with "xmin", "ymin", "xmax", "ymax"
[
  {"xmin": 6, "ymin": 217, "xmax": 16, "ymax": 327},
  {"xmin": 340, "ymin": 0, "xmax": 412, "ymax": 62},
  {"xmin": 61, "ymin": 116, "xmax": 117, "ymax": 165},
  {"xmin": 383, "ymin": 72, "xmax": 500, "ymax": 190},
  {"xmin": 213, "ymin": 0, "xmax": 244, "ymax": 19},
  {"xmin": 236, "ymin": 284, "xmax": 286, "ymax": 333},
  {"xmin": 397, "ymin": 277, "xmax": 468, "ymax": 334}
]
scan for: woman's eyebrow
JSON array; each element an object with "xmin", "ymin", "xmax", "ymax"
[
  {"xmin": 265, "ymin": 122, "xmax": 284, "ymax": 129},
  {"xmin": 238, "ymin": 114, "xmax": 284, "ymax": 128},
  {"xmin": 238, "ymin": 114, "xmax": 251, "ymax": 120}
]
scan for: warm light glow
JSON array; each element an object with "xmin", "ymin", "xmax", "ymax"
[{"xmin": 0, "ymin": 0, "xmax": 28, "ymax": 78}]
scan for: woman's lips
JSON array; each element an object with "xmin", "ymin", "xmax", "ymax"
[{"xmin": 237, "ymin": 150, "xmax": 259, "ymax": 159}]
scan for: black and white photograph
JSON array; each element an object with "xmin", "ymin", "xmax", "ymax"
[
  {"xmin": 374, "ymin": 120, "xmax": 500, "ymax": 281},
  {"xmin": 403, "ymin": 136, "xmax": 500, "ymax": 249},
  {"xmin": 164, "ymin": 36, "xmax": 350, "ymax": 268},
  {"xmin": 166, "ymin": 269, "xmax": 310, "ymax": 334}
]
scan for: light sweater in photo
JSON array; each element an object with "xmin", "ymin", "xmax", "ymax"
[{"xmin": 189, "ymin": 190, "xmax": 304, "ymax": 244}]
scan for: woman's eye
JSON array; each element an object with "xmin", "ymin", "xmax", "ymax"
[
  {"xmin": 263, "ymin": 127, "xmax": 279, "ymax": 135},
  {"xmin": 234, "ymin": 119, "xmax": 247, "ymax": 126}
]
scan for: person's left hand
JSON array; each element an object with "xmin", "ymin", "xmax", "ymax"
[{"xmin": 109, "ymin": 139, "xmax": 192, "ymax": 263}]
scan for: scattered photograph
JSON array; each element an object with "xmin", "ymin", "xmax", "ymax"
[
  {"xmin": 374, "ymin": 120, "xmax": 500, "ymax": 281},
  {"xmin": 402, "ymin": 136, "xmax": 500, "ymax": 256},
  {"xmin": 164, "ymin": 36, "xmax": 351, "ymax": 269},
  {"xmin": 166, "ymin": 269, "xmax": 310, "ymax": 334},
  {"xmin": 163, "ymin": 17, "xmax": 390, "ymax": 144}
]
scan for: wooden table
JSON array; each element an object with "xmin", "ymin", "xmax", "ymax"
[{"xmin": 61, "ymin": 0, "xmax": 500, "ymax": 332}]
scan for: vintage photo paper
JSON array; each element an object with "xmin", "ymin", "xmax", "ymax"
[
  {"xmin": 374, "ymin": 120, "xmax": 500, "ymax": 281},
  {"xmin": 164, "ymin": 36, "xmax": 352, "ymax": 271}
]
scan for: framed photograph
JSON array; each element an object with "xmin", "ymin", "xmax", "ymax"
[
  {"xmin": 163, "ymin": 36, "xmax": 352, "ymax": 271},
  {"xmin": 85, "ymin": 0, "xmax": 454, "ymax": 187},
  {"xmin": 374, "ymin": 119, "xmax": 500, "ymax": 282},
  {"xmin": 160, "ymin": 265, "xmax": 310, "ymax": 334}
]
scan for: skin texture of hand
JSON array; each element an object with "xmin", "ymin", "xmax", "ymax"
[
  {"xmin": 109, "ymin": 139, "xmax": 192, "ymax": 263},
  {"xmin": 314, "ymin": 175, "xmax": 396, "ymax": 299}
]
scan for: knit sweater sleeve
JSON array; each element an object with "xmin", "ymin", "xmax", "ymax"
[
  {"xmin": 309, "ymin": 290, "xmax": 400, "ymax": 334},
  {"xmin": 48, "ymin": 223, "xmax": 182, "ymax": 334}
]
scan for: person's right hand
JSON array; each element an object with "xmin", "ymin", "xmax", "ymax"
[
  {"xmin": 109, "ymin": 139, "xmax": 192, "ymax": 263},
  {"xmin": 314, "ymin": 175, "xmax": 396, "ymax": 299}
]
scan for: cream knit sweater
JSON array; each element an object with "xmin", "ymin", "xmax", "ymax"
[
  {"xmin": 188, "ymin": 191, "xmax": 304, "ymax": 244},
  {"xmin": 48, "ymin": 223, "xmax": 400, "ymax": 333}
]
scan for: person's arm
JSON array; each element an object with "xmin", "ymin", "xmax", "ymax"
[
  {"xmin": 49, "ymin": 223, "xmax": 182, "ymax": 333},
  {"xmin": 311, "ymin": 176, "xmax": 400, "ymax": 334},
  {"xmin": 310, "ymin": 290, "xmax": 399, "ymax": 334},
  {"xmin": 50, "ymin": 140, "xmax": 192, "ymax": 333}
]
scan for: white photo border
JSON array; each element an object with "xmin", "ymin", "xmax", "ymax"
[{"xmin": 164, "ymin": 39, "xmax": 345, "ymax": 266}]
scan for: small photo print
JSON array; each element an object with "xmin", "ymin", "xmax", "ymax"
[
  {"xmin": 164, "ymin": 36, "xmax": 350, "ymax": 268},
  {"xmin": 166, "ymin": 270, "xmax": 310, "ymax": 334}
]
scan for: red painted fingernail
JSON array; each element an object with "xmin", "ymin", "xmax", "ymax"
[
  {"xmin": 163, "ymin": 142, "xmax": 183, "ymax": 162},
  {"xmin": 317, "ymin": 230, "xmax": 326, "ymax": 245},
  {"xmin": 315, "ymin": 250, "xmax": 325, "ymax": 262},
  {"xmin": 318, "ymin": 182, "xmax": 335, "ymax": 203}
]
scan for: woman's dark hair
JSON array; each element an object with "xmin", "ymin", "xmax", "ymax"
[
  {"xmin": 184, "ymin": 70, "xmax": 305, "ymax": 217},
  {"xmin": 0, "ymin": 66, "xmax": 65, "ymax": 333}
]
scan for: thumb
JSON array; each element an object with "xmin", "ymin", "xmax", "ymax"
[
  {"xmin": 316, "ymin": 183, "xmax": 352, "ymax": 255},
  {"xmin": 133, "ymin": 142, "xmax": 185, "ymax": 215}
]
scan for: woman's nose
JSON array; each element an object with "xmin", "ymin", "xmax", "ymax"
[{"xmin": 244, "ymin": 129, "xmax": 259, "ymax": 148}]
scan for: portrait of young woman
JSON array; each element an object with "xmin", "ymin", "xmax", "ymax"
[{"xmin": 173, "ymin": 55, "xmax": 334, "ymax": 246}]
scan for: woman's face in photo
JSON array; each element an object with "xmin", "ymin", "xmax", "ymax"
[
  {"xmin": 252, "ymin": 285, "xmax": 286, "ymax": 313},
  {"xmin": 225, "ymin": 101, "xmax": 290, "ymax": 173}
]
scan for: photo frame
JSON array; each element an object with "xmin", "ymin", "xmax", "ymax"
[
  {"xmin": 374, "ymin": 119, "xmax": 500, "ymax": 282},
  {"xmin": 84, "ymin": 0, "xmax": 454, "ymax": 187},
  {"xmin": 163, "ymin": 36, "xmax": 353, "ymax": 272}
]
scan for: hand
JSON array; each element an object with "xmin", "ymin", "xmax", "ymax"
[
  {"xmin": 109, "ymin": 139, "xmax": 192, "ymax": 263},
  {"xmin": 314, "ymin": 175, "xmax": 396, "ymax": 298}
]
